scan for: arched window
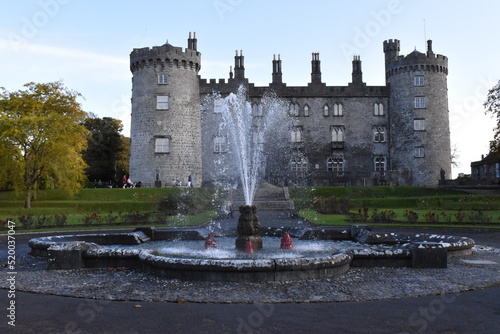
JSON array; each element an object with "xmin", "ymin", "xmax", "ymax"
[
  {"xmin": 291, "ymin": 127, "xmax": 302, "ymax": 143},
  {"xmin": 303, "ymin": 105, "xmax": 310, "ymax": 117},
  {"xmin": 373, "ymin": 127, "xmax": 386, "ymax": 142},
  {"xmin": 323, "ymin": 105, "xmax": 329, "ymax": 117},
  {"xmin": 213, "ymin": 135, "xmax": 227, "ymax": 153},
  {"xmin": 373, "ymin": 103, "xmax": 384, "ymax": 116},
  {"xmin": 333, "ymin": 103, "xmax": 343, "ymax": 116},
  {"xmin": 291, "ymin": 157, "xmax": 308, "ymax": 176},
  {"xmin": 331, "ymin": 126, "xmax": 344, "ymax": 142},
  {"xmin": 252, "ymin": 103, "xmax": 263, "ymax": 116},
  {"xmin": 289, "ymin": 103, "xmax": 300, "ymax": 117},
  {"xmin": 374, "ymin": 156, "xmax": 386, "ymax": 172}
]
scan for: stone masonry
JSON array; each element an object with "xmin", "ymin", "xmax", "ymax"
[{"xmin": 129, "ymin": 33, "xmax": 451, "ymax": 188}]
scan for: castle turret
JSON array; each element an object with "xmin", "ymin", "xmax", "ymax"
[
  {"xmin": 129, "ymin": 33, "xmax": 202, "ymax": 187},
  {"xmin": 384, "ymin": 39, "xmax": 450, "ymax": 186},
  {"xmin": 310, "ymin": 52, "xmax": 322, "ymax": 84}
]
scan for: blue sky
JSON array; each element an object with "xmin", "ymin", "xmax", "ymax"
[{"xmin": 1, "ymin": 0, "xmax": 499, "ymax": 177}]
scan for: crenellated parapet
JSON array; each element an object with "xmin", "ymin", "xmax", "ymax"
[
  {"xmin": 130, "ymin": 43, "xmax": 201, "ymax": 73},
  {"xmin": 384, "ymin": 39, "xmax": 448, "ymax": 79}
]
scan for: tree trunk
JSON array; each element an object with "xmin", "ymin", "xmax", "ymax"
[{"xmin": 25, "ymin": 188, "xmax": 32, "ymax": 209}]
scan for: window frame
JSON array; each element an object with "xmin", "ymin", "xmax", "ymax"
[
  {"xmin": 373, "ymin": 126, "xmax": 386, "ymax": 143},
  {"xmin": 414, "ymin": 76, "xmax": 425, "ymax": 86},
  {"xmin": 154, "ymin": 137, "xmax": 170, "ymax": 153},
  {"xmin": 156, "ymin": 95, "xmax": 169, "ymax": 110},
  {"xmin": 414, "ymin": 119, "xmax": 426, "ymax": 131},
  {"xmin": 158, "ymin": 73, "xmax": 168, "ymax": 84},
  {"xmin": 414, "ymin": 96, "xmax": 427, "ymax": 109}
]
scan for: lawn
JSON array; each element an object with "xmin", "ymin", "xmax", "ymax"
[
  {"xmin": 290, "ymin": 186, "xmax": 500, "ymax": 228},
  {"xmin": 0, "ymin": 187, "xmax": 223, "ymax": 232}
]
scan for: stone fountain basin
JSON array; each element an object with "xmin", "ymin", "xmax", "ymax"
[{"xmin": 28, "ymin": 226, "xmax": 475, "ymax": 282}]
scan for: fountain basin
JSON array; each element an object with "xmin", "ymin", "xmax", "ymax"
[{"xmin": 28, "ymin": 226, "xmax": 476, "ymax": 282}]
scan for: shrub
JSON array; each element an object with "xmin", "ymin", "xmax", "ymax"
[
  {"xmin": 54, "ymin": 214, "xmax": 68, "ymax": 228},
  {"xmin": 455, "ymin": 209, "xmax": 465, "ymax": 223},
  {"xmin": 467, "ymin": 211, "xmax": 492, "ymax": 224},
  {"xmin": 371, "ymin": 209, "xmax": 397, "ymax": 223},
  {"xmin": 122, "ymin": 211, "xmax": 152, "ymax": 225},
  {"xmin": 423, "ymin": 211, "xmax": 439, "ymax": 224},
  {"xmin": 83, "ymin": 213, "xmax": 103, "ymax": 226},
  {"xmin": 19, "ymin": 215, "xmax": 35, "ymax": 229},
  {"xmin": 104, "ymin": 210, "xmax": 120, "ymax": 225},
  {"xmin": 404, "ymin": 210, "xmax": 419, "ymax": 224},
  {"xmin": 313, "ymin": 196, "xmax": 352, "ymax": 214},
  {"xmin": 35, "ymin": 215, "xmax": 52, "ymax": 228},
  {"xmin": 350, "ymin": 207, "xmax": 370, "ymax": 223},
  {"xmin": 157, "ymin": 189, "xmax": 214, "ymax": 216}
]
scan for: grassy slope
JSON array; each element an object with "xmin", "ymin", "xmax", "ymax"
[{"xmin": 290, "ymin": 186, "xmax": 500, "ymax": 227}]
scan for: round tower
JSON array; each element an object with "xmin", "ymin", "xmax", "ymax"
[
  {"xmin": 384, "ymin": 39, "xmax": 451, "ymax": 186},
  {"xmin": 129, "ymin": 33, "xmax": 202, "ymax": 187}
]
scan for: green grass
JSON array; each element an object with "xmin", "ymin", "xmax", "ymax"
[
  {"xmin": 0, "ymin": 187, "xmax": 223, "ymax": 231},
  {"xmin": 300, "ymin": 209, "xmax": 500, "ymax": 229},
  {"xmin": 291, "ymin": 186, "xmax": 500, "ymax": 229}
]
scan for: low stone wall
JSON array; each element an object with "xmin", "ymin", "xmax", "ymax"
[{"xmin": 27, "ymin": 225, "xmax": 476, "ymax": 281}]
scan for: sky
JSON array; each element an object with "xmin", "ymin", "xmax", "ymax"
[{"xmin": 0, "ymin": 0, "xmax": 499, "ymax": 178}]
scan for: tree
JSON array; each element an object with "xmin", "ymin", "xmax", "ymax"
[
  {"xmin": 82, "ymin": 115, "xmax": 128, "ymax": 183},
  {"xmin": 484, "ymin": 80, "xmax": 500, "ymax": 152},
  {"xmin": 0, "ymin": 81, "xmax": 88, "ymax": 208}
]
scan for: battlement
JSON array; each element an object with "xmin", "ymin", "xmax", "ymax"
[
  {"xmin": 130, "ymin": 37, "xmax": 201, "ymax": 73},
  {"xmin": 384, "ymin": 40, "xmax": 448, "ymax": 79}
]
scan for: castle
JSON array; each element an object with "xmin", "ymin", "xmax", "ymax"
[{"xmin": 129, "ymin": 32, "xmax": 451, "ymax": 188}]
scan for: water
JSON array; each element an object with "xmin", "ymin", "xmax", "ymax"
[
  {"xmin": 103, "ymin": 237, "xmax": 403, "ymax": 260},
  {"xmin": 207, "ymin": 85, "xmax": 293, "ymax": 205}
]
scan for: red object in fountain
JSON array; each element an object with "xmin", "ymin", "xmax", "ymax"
[
  {"xmin": 244, "ymin": 240, "xmax": 254, "ymax": 253},
  {"xmin": 204, "ymin": 233, "xmax": 217, "ymax": 249},
  {"xmin": 280, "ymin": 232, "xmax": 294, "ymax": 250}
]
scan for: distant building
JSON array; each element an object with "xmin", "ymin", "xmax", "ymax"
[
  {"xmin": 129, "ymin": 33, "xmax": 451, "ymax": 188},
  {"xmin": 471, "ymin": 151, "xmax": 500, "ymax": 184}
]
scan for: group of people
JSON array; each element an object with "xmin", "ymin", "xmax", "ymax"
[
  {"xmin": 122, "ymin": 175, "xmax": 141, "ymax": 188},
  {"xmin": 171, "ymin": 175, "xmax": 194, "ymax": 187}
]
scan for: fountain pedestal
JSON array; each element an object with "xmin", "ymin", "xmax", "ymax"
[{"xmin": 235, "ymin": 205, "xmax": 263, "ymax": 251}]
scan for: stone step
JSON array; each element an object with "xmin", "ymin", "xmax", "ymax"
[{"xmin": 231, "ymin": 200, "xmax": 294, "ymax": 211}]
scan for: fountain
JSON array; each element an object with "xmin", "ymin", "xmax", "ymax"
[{"xmin": 27, "ymin": 86, "xmax": 477, "ymax": 282}]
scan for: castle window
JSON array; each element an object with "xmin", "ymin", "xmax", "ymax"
[
  {"xmin": 373, "ymin": 103, "xmax": 384, "ymax": 116},
  {"xmin": 414, "ymin": 96, "xmax": 426, "ymax": 109},
  {"xmin": 213, "ymin": 135, "xmax": 227, "ymax": 153},
  {"xmin": 327, "ymin": 156, "xmax": 344, "ymax": 172},
  {"xmin": 158, "ymin": 73, "xmax": 168, "ymax": 84},
  {"xmin": 333, "ymin": 103, "xmax": 343, "ymax": 116},
  {"xmin": 289, "ymin": 103, "xmax": 300, "ymax": 117},
  {"xmin": 214, "ymin": 98, "xmax": 224, "ymax": 113},
  {"xmin": 252, "ymin": 103, "xmax": 263, "ymax": 117},
  {"xmin": 374, "ymin": 156, "xmax": 386, "ymax": 172},
  {"xmin": 414, "ymin": 76, "xmax": 425, "ymax": 86},
  {"xmin": 414, "ymin": 119, "xmax": 426, "ymax": 131},
  {"xmin": 415, "ymin": 146, "xmax": 425, "ymax": 158},
  {"xmin": 373, "ymin": 126, "xmax": 386, "ymax": 143},
  {"xmin": 291, "ymin": 157, "xmax": 308, "ymax": 176},
  {"xmin": 154, "ymin": 137, "xmax": 170, "ymax": 153},
  {"xmin": 303, "ymin": 105, "xmax": 310, "ymax": 117},
  {"xmin": 291, "ymin": 127, "xmax": 302, "ymax": 143},
  {"xmin": 323, "ymin": 105, "xmax": 329, "ymax": 117},
  {"xmin": 156, "ymin": 96, "xmax": 169, "ymax": 110},
  {"xmin": 331, "ymin": 126, "xmax": 344, "ymax": 143}
]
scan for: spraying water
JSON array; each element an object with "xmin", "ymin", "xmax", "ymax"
[{"xmin": 211, "ymin": 85, "xmax": 292, "ymax": 205}]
